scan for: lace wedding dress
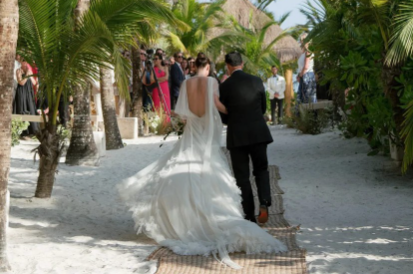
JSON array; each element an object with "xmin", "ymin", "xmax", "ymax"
[{"xmin": 118, "ymin": 77, "xmax": 287, "ymax": 269}]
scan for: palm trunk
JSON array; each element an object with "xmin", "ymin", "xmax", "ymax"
[
  {"xmin": 284, "ymin": 69, "xmax": 293, "ymax": 117},
  {"xmin": 131, "ymin": 46, "xmax": 144, "ymax": 136},
  {"xmin": 65, "ymin": 0, "xmax": 99, "ymax": 165},
  {"xmin": 100, "ymin": 67, "xmax": 124, "ymax": 149},
  {"xmin": 35, "ymin": 125, "xmax": 64, "ymax": 198},
  {"xmin": 65, "ymin": 84, "xmax": 100, "ymax": 166},
  {"xmin": 0, "ymin": 0, "xmax": 18, "ymax": 270}
]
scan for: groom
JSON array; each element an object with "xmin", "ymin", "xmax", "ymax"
[{"xmin": 219, "ymin": 52, "xmax": 273, "ymax": 224}]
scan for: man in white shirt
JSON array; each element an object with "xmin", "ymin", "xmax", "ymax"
[{"xmin": 266, "ymin": 66, "xmax": 286, "ymax": 125}]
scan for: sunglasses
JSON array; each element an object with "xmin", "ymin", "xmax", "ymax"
[
  {"xmin": 153, "ymin": 58, "xmax": 159, "ymax": 60},
  {"xmin": 140, "ymin": 53, "xmax": 147, "ymax": 56},
  {"xmin": 177, "ymin": 55, "xmax": 183, "ymax": 58}
]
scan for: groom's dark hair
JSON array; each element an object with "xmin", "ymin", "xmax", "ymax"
[{"xmin": 225, "ymin": 51, "xmax": 243, "ymax": 66}]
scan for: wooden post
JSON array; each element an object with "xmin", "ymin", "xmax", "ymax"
[{"xmin": 284, "ymin": 68, "xmax": 294, "ymax": 117}]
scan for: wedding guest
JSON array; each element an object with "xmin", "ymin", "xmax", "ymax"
[
  {"xmin": 208, "ymin": 62, "xmax": 221, "ymax": 84},
  {"xmin": 181, "ymin": 57, "xmax": 189, "ymax": 77},
  {"xmin": 187, "ymin": 56, "xmax": 196, "ymax": 78},
  {"xmin": 156, "ymin": 48, "xmax": 165, "ymax": 57},
  {"xmin": 140, "ymin": 48, "xmax": 153, "ymax": 112},
  {"xmin": 266, "ymin": 66, "xmax": 286, "ymax": 125},
  {"xmin": 297, "ymin": 33, "xmax": 316, "ymax": 104},
  {"xmin": 151, "ymin": 53, "xmax": 171, "ymax": 119},
  {"xmin": 13, "ymin": 59, "xmax": 40, "ymax": 136},
  {"xmin": 169, "ymin": 56, "xmax": 175, "ymax": 65},
  {"xmin": 170, "ymin": 52, "xmax": 185, "ymax": 109}
]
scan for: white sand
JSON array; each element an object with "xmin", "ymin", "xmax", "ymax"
[{"xmin": 7, "ymin": 127, "xmax": 413, "ymax": 273}]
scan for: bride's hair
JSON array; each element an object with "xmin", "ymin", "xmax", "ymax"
[{"xmin": 195, "ymin": 52, "xmax": 210, "ymax": 68}]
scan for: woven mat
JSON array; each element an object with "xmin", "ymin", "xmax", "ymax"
[{"xmin": 146, "ymin": 148, "xmax": 307, "ymax": 273}]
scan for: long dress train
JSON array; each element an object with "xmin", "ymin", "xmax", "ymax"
[{"xmin": 118, "ymin": 77, "xmax": 287, "ymax": 268}]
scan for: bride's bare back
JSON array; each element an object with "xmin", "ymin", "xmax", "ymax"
[
  {"xmin": 185, "ymin": 76, "xmax": 227, "ymax": 117},
  {"xmin": 186, "ymin": 77, "xmax": 208, "ymax": 117}
]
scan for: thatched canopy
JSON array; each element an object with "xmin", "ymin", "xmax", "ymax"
[{"xmin": 220, "ymin": 0, "xmax": 301, "ymax": 63}]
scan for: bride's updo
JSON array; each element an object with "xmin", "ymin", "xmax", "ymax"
[{"xmin": 195, "ymin": 52, "xmax": 211, "ymax": 68}]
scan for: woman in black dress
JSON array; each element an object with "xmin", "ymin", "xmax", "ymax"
[{"xmin": 13, "ymin": 61, "xmax": 39, "ymax": 136}]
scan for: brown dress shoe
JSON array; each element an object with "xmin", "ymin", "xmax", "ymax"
[{"xmin": 257, "ymin": 205, "xmax": 268, "ymax": 224}]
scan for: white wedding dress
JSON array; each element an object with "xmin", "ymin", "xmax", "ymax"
[{"xmin": 118, "ymin": 77, "xmax": 287, "ymax": 269}]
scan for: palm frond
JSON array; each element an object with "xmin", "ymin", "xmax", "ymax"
[{"xmin": 386, "ymin": 1, "xmax": 413, "ymax": 65}]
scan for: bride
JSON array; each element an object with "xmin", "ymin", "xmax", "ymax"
[{"xmin": 118, "ymin": 53, "xmax": 287, "ymax": 269}]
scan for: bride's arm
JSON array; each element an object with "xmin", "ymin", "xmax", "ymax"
[{"xmin": 214, "ymin": 94, "xmax": 227, "ymax": 114}]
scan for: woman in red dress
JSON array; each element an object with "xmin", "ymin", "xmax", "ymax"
[{"xmin": 151, "ymin": 53, "xmax": 171, "ymax": 120}]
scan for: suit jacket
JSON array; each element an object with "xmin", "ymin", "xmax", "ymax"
[
  {"xmin": 219, "ymin": 70, "xmax": 273, "ymax": 149},
  {"xmin": 266, "ymin": 75, "xmax": 286, "ymax": 99},
  {"xmin": 170, "ymin": 63, "xmax": 185, "ymax": 97}
]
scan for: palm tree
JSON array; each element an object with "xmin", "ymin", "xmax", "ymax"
[
  {"xmin": 65, "ymin": 0, "xmax": 100, "ymax": 166},
  {"xmin": 131, "ymin": 45, "xmax": 146, "ymax": 136},
  {"xmin": 228, "ymin": 12, "xmax": 288, "ymax": 79},
  {"xmin": 0, "ymin": 0, "xmax": 18, "ymax": 270},
  {"xmin": 130, "ymin": 23, "xmax": 163, "ymax": 136},
  {"xmin": 100, "ymin": 66, "xmax": 124, "ymax": 149},
  {"xmin": 255, "ymin": 0, "xmax": 279, "ymax": 11},
  {"xmin": 300, "ymin": 0, "xmax": 355, "ymax": 112},
  {"xmin": 18, "ymin": 0, "xmax": 178, "ymax": 198},
  {"xmin": 166, "ymin": 0, "xmax": 233, "ymax": 58},
  {"xmin": 385, "ymin": 1, "xmax": 413, "ymax": 171}
]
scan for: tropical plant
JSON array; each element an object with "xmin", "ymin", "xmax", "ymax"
[
  {"xmin": 284, "ymin": 107, "xmax": 332, "ymax": 135},
  {"xmin": 227, "ymin": 12, "xmax": 289, "ymax": 79},
  {"xmin": 385, "ymin": 2, "xmax": 413, "ymax": 171},
  {"xmin": 0, "ymin": 0, "xmax": 18, "ymax": 270},
  {"xmin": 301, "ymin": 0, "xmax": 413, "ymax": 154},
  {"xmin": 17, "ymin": 0, "xmax": 178, "ymax": 198},
  {"xmin": 11, "ymin": 119, "xmax": 30, "ymax": 147},
  {"xmin": 254, "ymin": 0, "xmax": 279, "ymax": 11},
  {"xmin": 166, "ymin": 0, "xmax": 233, "ymax": 59}
]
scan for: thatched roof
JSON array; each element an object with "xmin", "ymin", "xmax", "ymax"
[{"xmin": 220, "ymin": 0, "xmax": 301, "ymax": 63}]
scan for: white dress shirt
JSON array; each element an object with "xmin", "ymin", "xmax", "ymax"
[{"xmin": 266, "ymin": 74, "xmax": 286, "ymax": 100}]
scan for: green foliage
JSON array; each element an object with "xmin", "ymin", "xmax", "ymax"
[
  {"xmin": 57, "ymin": 125, "xmax": 71, "ymax": 141},
  {"xmin": 284, "ymin": 107, "xmax": 332, "ymax": 135},
  {"xmin": 226, "ymin": 13, "xmax": 287, "ymax": 79},
  {"xmin": 166, "ymin": 0, "xmax": 232, "ymax": 58},
  {"xmin": 18, "ymin": 0, "xmax": 178, "ymax": 129},
  {"xmin": 11, "ymin": 119, "xmax": 30, "ymax": 146},
  {"xmin": 302, "ymin": 0, "xmax": 413, "ymax": 165}
]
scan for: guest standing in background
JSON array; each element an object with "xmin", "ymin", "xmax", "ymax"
[
  {"xmin": 140, "ymin": 48, "xmax": 154, "ymax": 112},
  {"xmin": 266, "ymin": 66, "xmax": 286, "ymax": 125},
  {"xmin": 170, "ymin": 52, "xmax": 185, "ymax": 109},
  {"xmin": 181, "ymin": 57, "xmax": 189, "ymax": 77},
  {"xmin": 297, "ymin": 33, "xmax": 316, "ymax": 104},
  {"xmin": 13, "ymin": 60, "xmax": 40, "ymax": 136},
  {"xmin": 151, "ymin": 53, "xmax": 171, "ymax": 120},
  {"xmin": 209, "ymin": 62, "xmax": 221, "ymax": 84},
  {"xmin": 187, "ymin": 56, "xmax": 196, "ymax": 78}
]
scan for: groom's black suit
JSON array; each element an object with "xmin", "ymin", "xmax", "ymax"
[{"xmin": 219, "ymin": 70, "xmax": 273, "ymax": 222}]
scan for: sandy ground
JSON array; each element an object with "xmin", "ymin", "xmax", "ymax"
[{"xmin": 7, "ymin": 127, "xmax": 413, "ymax": 273}]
